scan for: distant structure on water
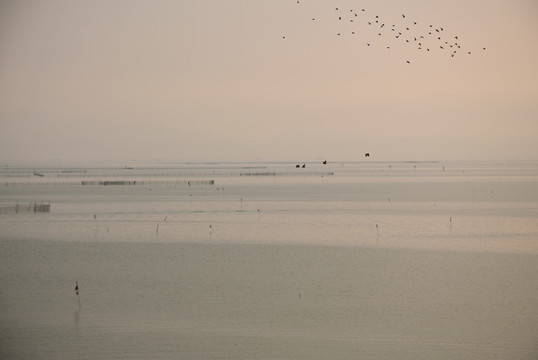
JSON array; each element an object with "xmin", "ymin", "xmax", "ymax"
[{"xmin": 0, "ymin": 201, "xmax": 50, "ymax": 213}]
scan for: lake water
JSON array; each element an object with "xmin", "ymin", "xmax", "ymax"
[{"xmin": 1, "ymin": 160, "xmax": 537, "ymax": 359}]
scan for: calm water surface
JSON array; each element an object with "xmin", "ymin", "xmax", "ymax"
[{"xmin": 1, "ymin": 161, "xmax": 537, "ymax": 359}]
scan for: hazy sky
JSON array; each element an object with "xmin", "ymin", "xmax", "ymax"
[{"xmin": 1, "ymin": 0, "xmax": 537, "ymax": 164}]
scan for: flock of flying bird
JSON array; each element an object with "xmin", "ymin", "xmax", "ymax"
[{"xmin": 285, "ymin": 2, "xmax": 486, "ymax": 64}]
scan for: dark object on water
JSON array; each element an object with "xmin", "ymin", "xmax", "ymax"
[
  {"xmin": 323, "ymin": 160, "xmax": 327, "ymax": 164},
  {"xmin": 365, "ymin": 153, "xmax": 370, "ymax": 157}
]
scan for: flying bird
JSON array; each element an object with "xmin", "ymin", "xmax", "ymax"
[{"xmin": 284, "ymin": 5, "xmax": 486, "ymax": 64}]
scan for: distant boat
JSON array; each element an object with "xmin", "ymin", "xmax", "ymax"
[{"xmin": 33, "ymin": 170, "xmax": 44, "ymax": 177}]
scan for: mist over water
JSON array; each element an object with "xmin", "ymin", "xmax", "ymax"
[
  {"xmin": 1, "ymin": 160, "xmax": 537, "ymax": 252},
  {"xmin": 1, "ymin": 161, "xmax": 537, "ymax": 359}
]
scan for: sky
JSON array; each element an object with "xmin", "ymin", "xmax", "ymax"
[{"xmin": 1, "ymin": 0, "xmax": 537, "ymax": 164}]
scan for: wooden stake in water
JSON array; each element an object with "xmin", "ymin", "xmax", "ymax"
[{"xmin": 74, "ymin": 281, "xmax": 81, "ymax": 315}]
